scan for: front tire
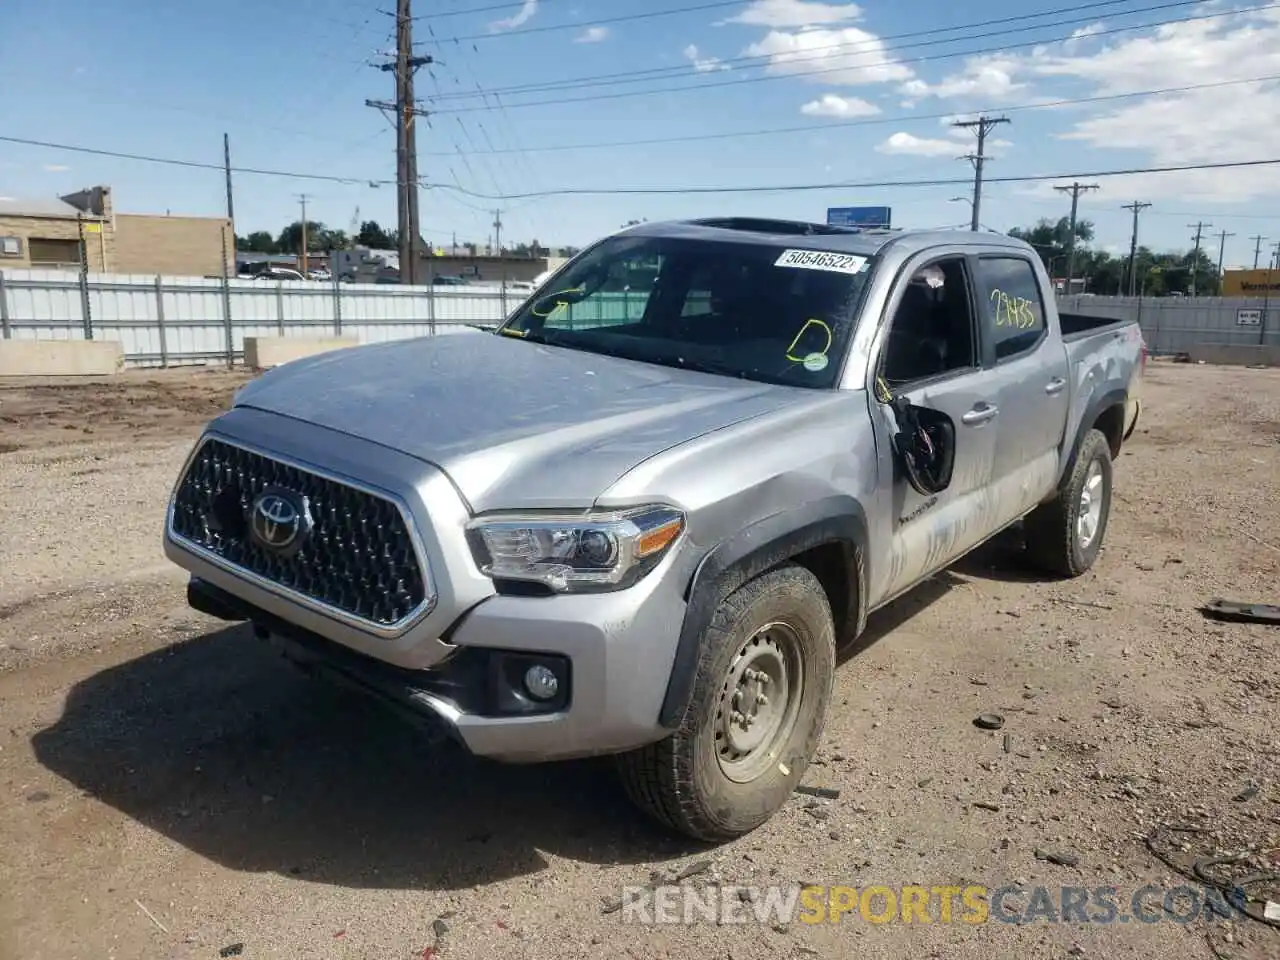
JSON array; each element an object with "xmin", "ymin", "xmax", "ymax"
[
  {"xmin": 616, "ymin": 563, "xmax": 836, "ymax": 842},
  {"xmin": 1023, "ymin": 427, "xmax": 1114, "ymax": 577}
]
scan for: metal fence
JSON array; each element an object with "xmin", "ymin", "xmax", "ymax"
[
  {"xmin": 1, "ymin": 267, "xmax": 1277, "ymax": 367},
  {"xmin": 0, "ymin": 268, "xmax": 525, "ymax": 366},
  {"xmin": 1057, "ymin": 295, "xmax": 1280, "ymax": 356}
]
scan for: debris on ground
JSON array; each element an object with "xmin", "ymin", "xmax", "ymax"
[
  {"xmin": 1201, "ymin": 598, "xmax": 1280, "ymax": 625},
  {"xmin": 1034, "ymin": 848, "xmax": 1081, "ymax": 868},
  {"xmin": 974, "ymin": 714, "xmax": 1005, "ymax": 730},
  {"xmin": 218, "ymin": 945, "xmax": 244, "ymax": 959},
  {"xmin": 794, "ymin": 784, "xmax": 840, "ymax": 800}
]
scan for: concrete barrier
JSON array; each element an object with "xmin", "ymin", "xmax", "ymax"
[
  {"xmin": 244, "ymin": 336, "xmax": 360, "ymax": 369},
  {"xmin": 0, "ymin": 339, "xmax": 125, "ymax": 376},
  {"xmin": 1187, "ymin": 343, "xmax": 1280, "ymax": 366}
]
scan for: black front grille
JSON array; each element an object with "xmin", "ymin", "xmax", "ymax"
[{"xmin": 170, "ymin": 438, "xmax": 428, "ymax": 628}]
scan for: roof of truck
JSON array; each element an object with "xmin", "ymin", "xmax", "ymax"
[{"xmin": 621, "ymin": 217, "xmax": 1032, "ymax": 258}]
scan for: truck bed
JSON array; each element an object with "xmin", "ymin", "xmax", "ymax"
[{"xmin": 1059, "ymin": 311, "xmax": 1137, "ymax": 341}]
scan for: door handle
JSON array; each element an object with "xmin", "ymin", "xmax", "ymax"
[
  {"xmin": 1045, "ymin": 377, "xmax": 1067, "ymax": 395},
  {"xmin": 961, "ymin": 403, "xmax": 998, "ymax": 426}
]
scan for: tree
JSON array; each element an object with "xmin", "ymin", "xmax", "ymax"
[
  {"xmin": 237, "ymin": 231, "xmax": 277, "ymax": 253},
  {"xmin": 316, "ymin": 228, "xmax": 349, "ymax": 251},
  {"xmin": 1008, "ymin": 216, "xmax": 1095, "ymax": 276},
  {"xmin": 356, "ymin": 220, "xmax": 396, "ymax": 249},
  {"xmin": 276, "ymin": 220, "xmax": 327, "ymax": 254}
]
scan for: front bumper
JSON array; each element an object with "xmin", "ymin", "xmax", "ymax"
[{"xmin": 186, "ymin": 548, "xmax": 689, "ymax": 763}]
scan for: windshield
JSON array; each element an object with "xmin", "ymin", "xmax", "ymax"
[{"xmin": 498, "ymin": 234, "xmax": 875, "ymax": 388}]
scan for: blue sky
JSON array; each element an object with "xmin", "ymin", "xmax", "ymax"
[{"xmin": 2, "ymin": 0, "xmax": 1279, "ymax": 266}]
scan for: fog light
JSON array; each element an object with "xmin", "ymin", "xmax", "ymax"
[{"xmin": 523, "ymin": 664, "xmax": 560, "ymax": 700}]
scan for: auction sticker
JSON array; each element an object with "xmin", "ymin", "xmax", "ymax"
[
  {"xmin": 774, "ymin": 249, "xmax": 868, "ymax": 275},
  {"xmin": 802, "ymin": 352, "xmax": 829, "ymax": 372}
]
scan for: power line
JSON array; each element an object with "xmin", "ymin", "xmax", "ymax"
[
  {"xmin": 1123, "ymin": 201, "xmax": 1153, "ymax": 296},
  {"xmin": 953, "ymin": 116, "xmax": 1010, "ymax": 232},
  {"xmin": 426, "ymin": 0, "xmax": 1216, "ymax": 103},
  {"xmin": 409, "ymin": 0, "xmax": 575, "ymax": 20},
  {"xmin": 415, "ymin": 74, "xmax": 1280, "ymax": 156},
  {"xmin": 438, "ymin": 158, "xmax": 1280, "ymax": 200},
  {"xmin": 439, "ymin": 0, "xmax": 752, "ymax": 37},
  {"xmin": 4, "ymin": 132, "xmax": 1279, "ymax": 202},
  {"xmin": 428, "ymin": 3, "xmax": 1280, "ymax": 113},
  {"xmin": 1054, "ymin": 182, "xmax": 1100, "ymax": 291}
]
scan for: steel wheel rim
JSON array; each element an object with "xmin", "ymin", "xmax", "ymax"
[
  {"xmin": 1077, "ymin": 460, "xmax": 1106, "ymax": 549},
  {"xmin": 714, "ymin": 621, "xmax": 805, "ymax": 784}
]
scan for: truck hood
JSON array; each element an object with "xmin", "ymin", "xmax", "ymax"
[{"xmin": 232, "ymin": 331, "xmax": 817, "ymax": 512}]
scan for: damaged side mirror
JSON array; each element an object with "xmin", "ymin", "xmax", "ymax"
[{"xmin": 886, "ymin": 393, "xmax": 956, "ymax": 497}]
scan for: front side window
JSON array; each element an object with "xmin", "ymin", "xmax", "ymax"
[
  {"xmin": 499, "ymin": 235, "xmax": 875, "ymax": 388},
  {"xmin": 976, "ymin": 256, "xmax": 1046, "ymax": 360}
]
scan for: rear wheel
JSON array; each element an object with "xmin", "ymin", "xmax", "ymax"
[
  {"xmin": 1023, "ymin": 427, "xmax": 1113, "ymax": 577},
  {"xmin": 616, "ymin": 563, "xmax": 836, "ymax": 841}
]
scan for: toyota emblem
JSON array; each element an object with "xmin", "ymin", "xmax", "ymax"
[{"xmin": 249, "ymin": 487, "xmax": 312, "ymax": 556}]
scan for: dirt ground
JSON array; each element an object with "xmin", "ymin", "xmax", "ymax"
[{"xmin": 1, "ymin": 363, "xmax": 1277, "ymax": 960}]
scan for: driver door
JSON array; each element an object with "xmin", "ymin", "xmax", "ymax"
[{"xmin": 870, "ymin": 254, "xmax": 1000, "ymax": 604}]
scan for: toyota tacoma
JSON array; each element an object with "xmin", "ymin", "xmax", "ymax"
[{"xmin": 164, "ymin": 217, "xmax": 1144, "ymax": 841}]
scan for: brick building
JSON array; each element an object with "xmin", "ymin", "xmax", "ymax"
[{"xmin": 0, "ymin": 185, "xmax": 234, "ymax": 277}]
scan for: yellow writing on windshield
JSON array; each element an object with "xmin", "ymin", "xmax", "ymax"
[
  {"xmin": 990, "ymin": 288, "xmax": 1038, "ymax": 329},
  {"xmin": 785, "ymin": 317, "xmax": 833, "ymax": 363},
  {"xmin": 531, "ymin": 287, "xmax": 585, "ymax": 320}
]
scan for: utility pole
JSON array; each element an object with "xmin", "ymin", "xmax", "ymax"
[
  {"xmin": 492, "ymin": 209, "xmax": 503, "ymax": 255},
  {"xmin": 1122, "ymin": 201, "xmax": 1152, "ymax": 297},
  {"xmin": 1214, "ymin": 229, "xmax": 1235, "ymax": 291},
  {"xmin": 367, "ymin": 0, "xmax": 433, "ymax": 285},
  {"xmin": 1052, "ymin": 181, "xmax": 1098, "ymax": 294},
  {"xmin": 296, "ymin": 193, "xmax": 311, "ymax": 275},
  {"xmin": 223, "ymin": 133, "xmax": 234, "ymax": 225},
  {"xmin": 1250, "ymin": 234, "xmax": 1268, "ymax": 270},
  {"xmin": 1187, "ymin": 221, "xmax": 1210, "ymax": 297},
  {"xmin": 952, "ymin": 115, "xmax": 1009, "ymax": 231}
]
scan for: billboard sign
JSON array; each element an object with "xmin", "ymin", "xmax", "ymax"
[{"xmin": 826, "ymin": 206, "xmax": 891, "ymax": 229}]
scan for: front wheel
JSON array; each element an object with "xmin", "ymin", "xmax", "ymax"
[
  {"xmin": 615, "ymin": 563, "xmax": 836, "ymax": 841},
  {"xmin": 1023, "ymin": 427, "xmax": 1114, "ymax": 577}
]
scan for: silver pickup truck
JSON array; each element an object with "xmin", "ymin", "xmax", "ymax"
[{"xmin": 164, "ymin": 218, "xmax": 1144, "ymax": 841}]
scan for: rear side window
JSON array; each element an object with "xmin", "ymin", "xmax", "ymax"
[{"xmin": 976, "ymin": 257, "xmax": 1045, "ymax": 360}]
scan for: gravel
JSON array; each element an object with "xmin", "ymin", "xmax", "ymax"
[{"xmin": 0, "ymin": 362, "xmax": 1278, "ymax": 959}]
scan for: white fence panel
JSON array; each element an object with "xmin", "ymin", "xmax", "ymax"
[{"xmin": 2, "ymin": 267, "xmax": 545, "ymax": 367}]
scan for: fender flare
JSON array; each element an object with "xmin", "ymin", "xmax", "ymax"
[
  {"xmin": 657, "ymin": 495, "xmax": 869, "ymax": 729},
  {"xmin": 1057, "ymin": 387, "xmax": 1127, "ymax": 492}
]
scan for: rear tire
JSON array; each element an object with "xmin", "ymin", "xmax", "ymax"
[
  {"xmin": 1023, "ymin": 427, "xmax": 1113, "ymax": 577},
  {"xmin": 615, "ymin": 563, "xmax": 836, "ymax": 842}
]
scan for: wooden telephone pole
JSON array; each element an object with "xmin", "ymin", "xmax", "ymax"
[
  {"xmin": 367, "ymin": 0, "xmax": 432, "ymax": 285},
  {"xmin": 1053, "ymin": 182, "xmax": 1099, "ymax": 293}
]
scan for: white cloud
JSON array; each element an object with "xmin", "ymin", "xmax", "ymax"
[
  {"xmin": 799, "ymin": 93, "xmax": 879, "ymax": 117},
  {"xmin": 43, "ymin": 164, "xmax": 70, "ymax": 172},
  {"xmin": 883, "ymin": 6, "xmax": 1280, "ymax": 201},
  {"xmin": 683, "ymin": 43, "xmax": 730, "ymax": 72},
  {"xmin": 1063, "ymin": 22, "xmax": 1105, "ymax": 52},
  {"xmin": 875, "ymin": 132, "xmax": 959, "ymax": 157},
  {"xmin": 898, "ymin": 54, "xmax": 1026, "ymax": 101},
  {"xmin": 1038, "ymin": 7, "xmax": 1280, "ymax": 200},
  {"xmin": 722, "ymin": 0, "xmax": 861, "ymax": 28},
  {"xmin": 489, "ymin": 0, "xmax": 537, "ymax": 32},
  {"xmin": 574, "ymin": 25, "xmax": 610, "ymax": 43},
  {"xmin": 744, "ymin": 26, "xmax": 914, "ymax": 86}
]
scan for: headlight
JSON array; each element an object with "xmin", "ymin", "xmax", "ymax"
[{"xmin": 466, "ymin": 505, "xmax": 685, "ymax": 593}]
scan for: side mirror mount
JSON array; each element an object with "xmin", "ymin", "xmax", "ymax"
[{"xmin": 887, "ymin": 393, "xmax": 956, "ymax": 497}]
